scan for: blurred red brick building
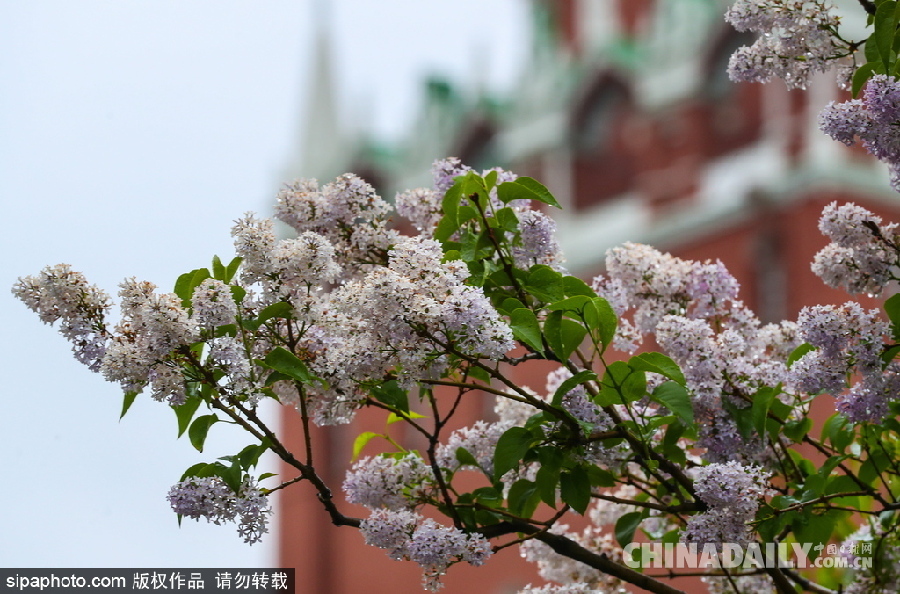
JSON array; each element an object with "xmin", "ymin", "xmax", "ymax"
[{"xmin": 278, "ymin": 1, "xmax": 900, "ymax": 592}]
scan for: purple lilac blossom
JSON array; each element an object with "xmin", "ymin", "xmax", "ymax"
[{"xmin": 725, "ymin": 0, "xmax": 846, "ymax": 90}]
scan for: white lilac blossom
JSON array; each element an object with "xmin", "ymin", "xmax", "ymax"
[
  {"xmin": 494, "ymin": 387, "xmax": 545, "ymax": 427},
  {"xmin": 655, "ymin": 313, "xmax": 789, "ymax": 462},
  {"xmin": 518, "ymin": 584, "xmax": 618, "ymax": 594},
  {"xmin": 820, "ymin": 76, "xmax": 900, "ymax": 194},
  {"xmin": 519, "ymin": 525, "xmax": 625, "ymax": 593},
  {"xmin": 231, "ymin": 213, "xmax": 277, "ymax": 284},
  {"xmin": 841, "ymin": 521, "xmax": 900, "ymax": 594},
  {"xmin": 436, "ymin": 420, "xmax": 512, "ymax": 476},
  {"xmin": 359, "ymin": 508, "xmax": 419, "ymax": 559},
  {"xmin": 274, "ymin": 174, "xmax": 398, "ymax": 270},
  {"xmin": 100, "ymin": 279, "xmax": 198, "ymax": 394},
  {"xmin": 343, "ymin": 454, "xmax": 435, "ymax": 510},
  {"xmin": 725, "ymin": 0, "xmax": 847, "ymax": 90},
  {"xmin": 593, "ymin": 243, "xmax": 739, "ymax": 340},
  {"xmin": 432, "ymin": 157, "xmax": 472, "ymax": 193},
  {"xmin": 396, "ymin": 187, "xmax": 443, "ymax": 236},
  {"xmin": 701, "ymin": 574, "xmax": 776, "ymax": 594},
  {"xmin": 681, "ymin": 462, "xmax": 770, "ymax": 550},
  {"xmin": 167, "ymin": 477, "xmax": 271, "ymax": 545},
  {"xmin": 207, "ymin": 336, "xmax": 263, "ymax": 405},
  {"xmin": 191, "ymin": 278, "xmax": 237, "ymax": 328},
  {"xmin": 11, "ymin": 264, "xmax": 111, "ymax": 371},
  {"xmin": 789, "ymin": 302, "xmax": 894, "ymax": 421},
  {"xmin": 810, "ymin": 202, "xmax": 898, "ymax": 294},
  {"xmin": 359, "ymin": 509, "xmax": 492, "ymax": 591},
  {"xmin": 148, "ymin": 364, "xmax": 187, "ymax": 406},
  {"xmin": 514, "ymin": 210, "xmax": 565, "ymax": 271},
  {"xmin": 317, "ymin": 236, "xmax": 513, "ymax": 394}
]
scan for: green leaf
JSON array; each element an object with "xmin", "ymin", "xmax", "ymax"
[
  {"xmin": 886, "ymin": 293, "xmax": 900, "ymax": 340},
  {"xmin": 188, "ymin": 415, "xmax": 219, "ymax": 452},
  {"xmin": 559, "ymin": 465, "xmax": 591, "ymax": 514},
  {"xmin": 651, "ymin": 381, "xmax": 693, "ymax": 426},
  {"xmin": 120, "ymin": 391, "xmax": 139, "ymax": 420},
  {"xmin": 369, "ymin": 380, "xmax": 410, "ymax": 413},
  {"xmin": 257, "ymin": 302, "xmax": 294, "ymax": 325},
  {"xmin": 212, "ymin": 255, "xmax": 226, "ymax": 280},
  {"xmin": 507, "ymin": 479, "xmax": 541, "ymax": 518},
  {"xmin": 264, "ymin": 347, "xmax": 316, "ymax": 385},
  {"xmin": 547, "ymin": 295, "xmax": 593, "ymax": 314},
  {"xmin": 386, "ymin": 411, "xmax": 426, "ymax": 424},
  {"xmin": 852, "ymin": 61, "xmax": 879, "ymax": 98},
  {"xmin": 510, "ymin": 308, "xmax": 545, "ymax": 353},
  {"xmin": 615, "ymin": 511, "xmax": 644, "ymax": 547},
  {"xmin": 455, "ymin": 447, "xmax": 481, "ymax": 469},
  {"xmin": 224, "ymin": 256, "xmax": 243, "ymax": 283},
  {"xmin": 433, "ymin": 216, "xmax": 459, "ymax": 243},
  {"xmin": 494, "ymin": 426, "xmax": 538, "ymax": 480},
  {"xmin": 551, "ymin": 369, "xmax": 598, "ymax": 407},
  {"xmin": 174, "ymin": 267, "xmax": 212, "ymax": 308},
  {"xmin": 544, "ymin": 311, "xmax": 587, "ymax": 361},
  {"xmin": 495, "ymin": 207, "xmax": 519, "ymax": 233},
  {"xmin": 441, "ymin": 181, "xmax": 464, "ymax": 226},
  {"xmin": 629, "ymin": 352, "xmax": 685, "ymax": 386},
  {"xmin": 787, "ymin": 343, "xmax": 816, "ymax": 368},
  {"xmin": 524, "ymin": 265, "xmax": 564, "ymax": 303},
  {"xmin": 497, "ymin": 177, "xmax": 561, "ymax": 208},
  {"xmin": 466, "ymin": 366, "xmax": 492, "ymax": 384},
  {"xmin": 750, "ymin": 387, "xmax": 777, "ymax": 438},
  {"xmin": 874, "ymin": 1, "xmax": 900, "ymax": 71},
  {"xmin": 181, "ymin": 462, "xmax": 214, "ymax": 481},
  {"xmin": 535, "ymin": 447, "xmax": 564, "ymax": 507},
  {"xmin": 792, "ymin": 511, "xmax": 840, "ymax": 560},
  {"xmin": 562, "ymin": 276, "xmax": 595, "ymax": 297},
  {"xmin": 784, "ymin": 416, "xmax": 813, "ymax": 443},
  {"xmin": 174, "ymin": 394, "xmax": 203, "ymax": 438},
  {"xmin": 822, "ymin": 413, "xmax": 855, "ymax": 451},
  {"xmin": 591, "ymin": 297, "xmax": 617, "ymax": 349},
  {"xmin": 237, "ymin": 442, "xmax": 270, "ymax": 470},
  {"xmin": 483, "ymin": 169, "xmax": 498, "ymax": 190},
  {"xmin": 229, "ymin": 285, "xmax": 247, "ymax": 306},
  {"xmin": 499, "ymin": 297, "xmax": 527, "ymax": 315},
  {"xmin": 352, "ymin": 432, "xmax": 380, "ymax": 461}
]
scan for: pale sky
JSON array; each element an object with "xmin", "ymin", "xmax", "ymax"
[{"xmin": 0, "ymin": 0, "xmax": 528, "ymax": 568}]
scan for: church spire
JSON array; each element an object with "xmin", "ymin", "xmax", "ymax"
[{"xmin": 283, "ymin": 0, "xmax": 344, "ymax": 182}]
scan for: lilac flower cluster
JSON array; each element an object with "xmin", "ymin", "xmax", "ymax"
[
  {"xmin": 435, "ymin": 420, "xmax": 512, "ymax": 477},
  {"xmin": 191, "ymin": 278, "xmax": 238, "ymax": 328},
  {"xmin": 514, "ymin": 211, "xmax": 565, "ymax": 272},
  {"xmin": 12, "ymin": 264, "xmax": 111, "ymax": 371},
  {"xmin": 343, "ymin": 453, "xmax": 435, "ymax": 510},
  {"xmin": 811, "ymin": 202, "xmax": 899, "ymax": 295},
  {"xmin": 789, "ymin": 302, "xmax": 896, "ymax": 422},
  {"xmin": 318, "ymin": 236, "xmax": 514, "ymax": 393},
  {"xmin": 207, "ymin": 336, "xmax": 263, "ymax": 406},
  {"xmin": 359, "ymin": 509, "xmax": 492, "ymax": 591},
  {"xmin": 842, "ymin": 521, "xmax": 900, "ymax": 593},
  {"xmin": 725, "ymin": 0, "xmax": 848, "ymax": 89},
  {"xmin": 403, "ymin": 158, "xmax": 554, "ymax": 265},
  {"xmin": 593, "ymin": 243, "xmax": 740, "ymax": 351},
  {"xmin": 167, "ymin": 476, "xmax": 271, "ymax": 545},
  {"xmin": 595, "ymin": 243, "xmax": 798, "ymax": 461},
  {"xmin": 274, "ymin": 173, "xmax": 397, "ymax": 271},
  {"xmin": 519, "ymin": 524, "xmax": 625, "ymax": 593},
  {"xmin": 518, "ymin": 584, "xmax": 619, "ymax": 594},
  {"xmin": 682, "ymin": 462, "xmax": 770, "ymax": 550},
  {"xmin": 99, "ymin": 279, "xmax": 198, "ymax": 398},
  {"xmin": 820, "ymin": 75, "xmax": 900, "ymax": 193}
]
